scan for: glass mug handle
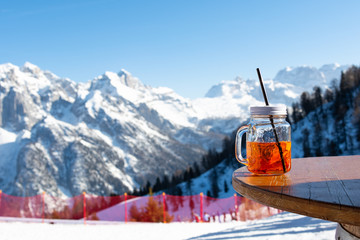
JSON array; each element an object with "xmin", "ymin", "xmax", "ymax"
[{"xmin": 235, "ymin": 125, "xmax": 249, "ymax": 165}]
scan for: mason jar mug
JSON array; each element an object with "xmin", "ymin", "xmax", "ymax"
[{"xmin": 235, "ymin": 106, "xmax": 291, "ymax": 175}]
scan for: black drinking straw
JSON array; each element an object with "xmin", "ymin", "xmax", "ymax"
[{"xmin": 256, "ymin": 68, "xmax": 287, "ymax": 173}]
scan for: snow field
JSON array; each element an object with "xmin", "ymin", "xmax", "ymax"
[{"xmin": 0, "ymin": 212, "xmax": 336, "ymax": 240}]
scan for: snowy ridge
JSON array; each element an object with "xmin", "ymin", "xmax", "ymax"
[
  {"xmin": 200, "ymin": 63, "xmax": 350, "ymax": 113},
  {"xmin": 190, "ymin": 63, "xmax": 350, "ymax": 136}
]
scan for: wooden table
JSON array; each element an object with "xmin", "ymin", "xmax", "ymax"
[{"xmin": 232, "ymin": 155, "xmax": 360, "ymax": 238}]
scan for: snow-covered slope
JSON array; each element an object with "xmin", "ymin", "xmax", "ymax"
[{"xmin": 0, "ymin": 211, "xmax": 337, "ymax": 240}]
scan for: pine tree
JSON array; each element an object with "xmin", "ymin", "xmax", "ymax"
[
  {"xmin": 302, "ymin": 128, "xmax": 311, "ymax": 157},
  {"xmin": 210, "ymin": 168, "xmax": 220, "ymax": 198},
  {"xmin": 354, "ymin": 93, "xmax": 360, "ymax": 142},
  {"xmin": 224, "ymin": 180, "xmax": 229, "ymax": 193},
  {"xmin": 300, "ymin": 92, "xmax": 313, "ymax": 115},
  {"xmin": 291, "ymin": 102, "xmax": 302, "ymax": 124},
  {"xmin": 312, "ymin": 86, "xmax": 323, "ymax": 115},
  {"xmin": 153, "ymin": 177, "xmax": 162, "ymax": 192},
  {"xmin": 324, "ymin": 88, "xmax": 334, "ymax": 103},
  {"xmin": 186, "ymin": 178, "xmax": 193, "ymax": 195},
  {"xmin": 162, "ymin": 175, "xmax": 170, "ymax": 190},
  {"xmin": 312, "ymin": 122, "xmax": 323, "ymax": 156},
  {"xmin": 328, "ymin": 140, "xmax": 340, "ymax": 156},
  {"xmin": 195, "ymin": 163, "xmax": 202, "ymax": 176}
]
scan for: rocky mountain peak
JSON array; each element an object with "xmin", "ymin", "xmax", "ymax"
[{"xmin": 21, "ymin": 62, "xmax": 41, "ymax": 75}]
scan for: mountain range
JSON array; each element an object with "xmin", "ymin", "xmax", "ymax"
[{"xmin": 0, "ymin": 62, "xmax": 350, "ymax": 197}]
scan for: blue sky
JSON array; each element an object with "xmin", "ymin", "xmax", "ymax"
[{"xmin": 1, "ymin": 0, "xmax": 360, "ymax": 99}]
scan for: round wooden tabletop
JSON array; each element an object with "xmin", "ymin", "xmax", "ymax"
[{"xmin": 232, "ymin": 155, "xmax": 360, "ymax": 228}]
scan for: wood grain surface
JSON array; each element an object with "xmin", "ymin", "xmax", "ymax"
[{"xmin": 232, "ymin": 155, "xmax": 360, "ymax": 227}]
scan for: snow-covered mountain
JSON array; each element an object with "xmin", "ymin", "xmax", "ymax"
[
  {"xmin": 0, "ymin": 62, "xmax": 350, "ymax": 197},
  {"xmin": 192, "ymin": 63, "xmax": 350, "ymax": 134},
  {"xmin": 0, "ymin": 62, "xmax": 223, "ymax": 197},
  {"xmin": 197, "ymin": 64, "xmax": 349, "ymax": 110}
]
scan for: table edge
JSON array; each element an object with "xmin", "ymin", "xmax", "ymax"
[{"xmin": 232, "ymin": 169, "xmax": 360, "ymax": 226}]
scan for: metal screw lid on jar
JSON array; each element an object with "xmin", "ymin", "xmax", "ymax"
[{"xmin": 250, "ymin": 106, "xmax": 287, "ymax": 115}]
